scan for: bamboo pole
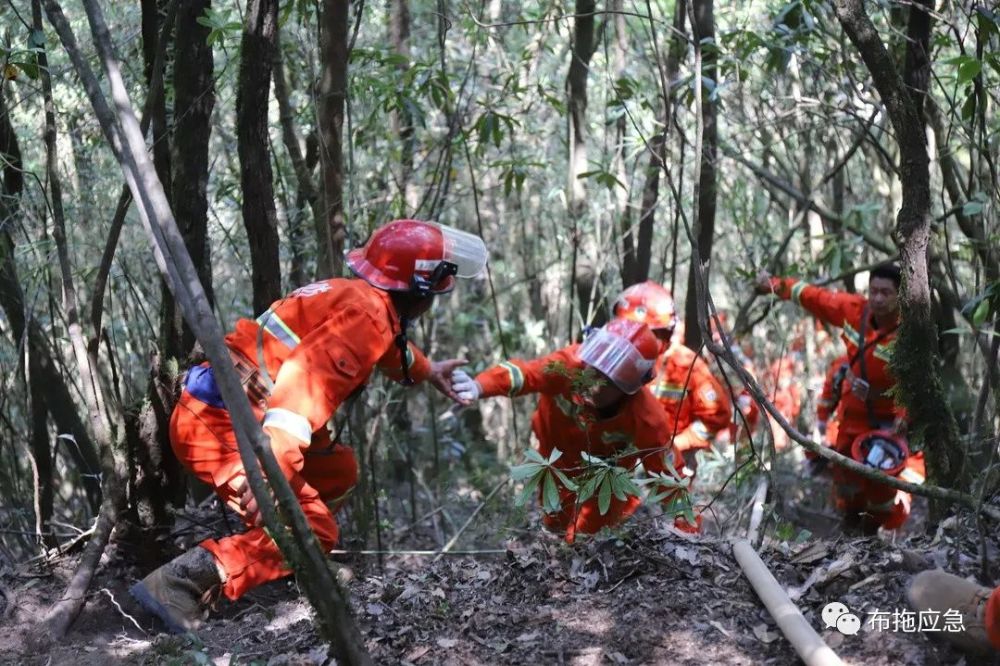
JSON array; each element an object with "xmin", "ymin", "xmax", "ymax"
[{"xmin": 732, "ymin": 539, "xmax": 843, "ymax": 666}]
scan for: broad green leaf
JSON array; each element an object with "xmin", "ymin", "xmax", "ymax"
[
  {"xmin": 542, "ymin": 471, "xmax": 561, "ymax": 514},
  {"xmin": 973, "ymin": 298, "xmax": 990, "ymax": 326},
  {"xmin": 963, "ymin": 201, "xmax": 984, "ymax": 216},
  {"xmin": 515, "ymin": 474, "xmax": 542, "ymax": 507},
  {"xmin": 598, "ymin": 477, "xmax": 613, "ymax": 516},
  {"xmin": 958, "ymin": 59, "xmax": 983, "ymax": 85},
  {"xmin": 509, "ymin": 462, "xmax": 543, "ymax": 481}
]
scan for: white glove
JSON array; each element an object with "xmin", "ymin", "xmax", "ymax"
[{"xmin": 450, "ymin": 369, "xmax": 482, "ymax": 403}]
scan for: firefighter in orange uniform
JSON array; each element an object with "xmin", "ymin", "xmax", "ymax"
[
  {"xmin": 131, "ymin": 220, "xmax": 488, "ymax": 633},
  {"xmin": 450, "ymin": 319, "xmax": 685, "ymax": 543},
  {"xmin": 611, "ymin": 282, "xmax": 732, "ymax": 533},
  {"xmin": 755, "ymin": 264, "xmax": 916, "ymax": 531}
]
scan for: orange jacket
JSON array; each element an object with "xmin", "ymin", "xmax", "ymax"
[
  {"xmin": 475, "ymin": 346, "xmax": 677, "ymax": 476},
  {"xmin": 226, "ymin": 278, "xmax": 432, "ymax": 474},
  {"xmin": 649, "ymin": 343, "xmax": 732, "ymax": 452},
  {"xmin": 769, "ymin": 277, "xmax": 903, "ymax": 431}
]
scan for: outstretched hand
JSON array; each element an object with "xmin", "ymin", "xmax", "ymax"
[
  {"xmin": 428, "ymin": 358, "xmax": 469, "ymax": 404},
  {"xmin": 450, "ymin": 369, "xmax": 482, "ymax": 404},
  {"xmin": 753, "ymin": 270, "xmax": 774, "ymax": 295}
]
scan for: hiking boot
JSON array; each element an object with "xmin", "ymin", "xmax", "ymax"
[
  {"xmin": 907, "ymin": 569, "xmax": 995, "ymax": 655},
  {"xmin": 130, "ymin": 547, "xmax": 223, "ymax": 634}
]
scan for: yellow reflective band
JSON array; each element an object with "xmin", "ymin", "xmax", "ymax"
[
  {"xmin": 500, "ymin": 361, "xmax": 524, "ymax": 396},
  {"xmin": 652, "ymin": 382, "xmax": 685, "ymax": 401},
  {"xmin": 843, "ymin": 323, "xmax": 862, "ymax": 347},
  {"xmin": 790, "ymin": 281, "xmax": 807, "ymax": 306},
  {"xmin": 263, "ymin": 408, "xmax": 312, "ymax": 443},
  {"xmin": 874, "ymin": 342, "xmax": 895, "ymax": 363},
  {"xmin": 256, "ymin": 309, "xmax": 301, "ymax": 349},
  {"xmin": 900, "ymin": 469, "xmax": 924, "ymax": 484}
]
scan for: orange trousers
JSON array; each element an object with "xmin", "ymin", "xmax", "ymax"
[
  {"xmin": 986, "ymin": 587, "xmax": 1000, "ymax": 650},
  {"xmin": 170, "ymin": 390, "xmax": 358, "ymax": 600},
  {"xmin": 831, "ymin": 426, "xmax": 911, "ymax": 529}
]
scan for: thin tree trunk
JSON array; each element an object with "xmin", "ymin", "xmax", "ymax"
[
  {"xmin": 566, "ymin": 0, "xmax": 601, "ymax": 331},
  {"xmin": 140, "ymin": 0, "xmax": 172, "ymax": 200},
  {"xmin": 166, "ymin": 0, "xmax": 215, "ymax": 357},
  {"xmin": 627, "ymin": 0, "xmax": 686, "ymax": 287},
  {"xmin": 238, "ymin": 0, "xmax": 282, "ymax": 313},
  {"xmin": 0, "ymin": 79, "xmax": 101, "ymax": 512},
  {"xmin": 317, "ymin": 0, "xmax": 349, "ymax": 278},
  {"xmin": 833, "ymin": 0, "xmax": 964, "ymax": 508},
  {"xmin": 28, "ymin": 353, "xmax": 54, "ymax": 547},
  {"xmin": 391, "ymin": 0, "xmax": 415, "ymax": 210},
  {"xmin": 274, "ymin": 25, "xmax": 319, "ymax": 288},
  {"xmin": 684, "ymin": 0, "xmax": 717, "ymax": 350}
]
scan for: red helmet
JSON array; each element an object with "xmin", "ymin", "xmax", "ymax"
[
  {"xmin": 577, "ymin": 319, "xmax": 659, "ymax": 394},
  {"xmin": 851, "ymin": 430, "xmax": 909, "ymax": 477},
  {"xmin": 613, "ymin": 281, "xmax": 677, "ymax": 331},
  {"xmin": 346, "ymin": 220, "xmax": 488, "ymax": 295}
]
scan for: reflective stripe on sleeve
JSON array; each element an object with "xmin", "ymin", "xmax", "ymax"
[
  {"xmin": 790, "ymin": 281, "xmax": 807, "ymax": 306},
  {"xmin": 500, "ymin": 361, "xmax": 524, "ymax": 396},
  {"xmin": 691, "ymin": 420, "xmax": 710, "ymax": 440},
  {"xmin": 263, "ymin": 408, "xmax": 312, "ymax": 443},
  {"xmin": 256, "ymin": 309, "xmax": 301, "ymax": 349}
]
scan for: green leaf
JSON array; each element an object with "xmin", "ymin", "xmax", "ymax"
[
  {"xmin": 542, "ymin": 471, "xmax": 561, "ymax": 514},
  {"xmin": 598, "ymin": 477, "xmax": 613, "ymax": 516},
  {"xmin": 961, "ymin": 91, "xmax": 977, "ymax": 122},
  {"xmin": 973, "ymin": 298, "xmax": 990, "ymax": 326},
  {"xmin": 963, "ymin": 200, "xmax": 984, "ymax": 216},
  {"xmin": 515, "ymin": 474, "xmax": 542, "ymax": 507},
  {"xmin": 550, "ymin": 467, "xmax": 578, "ymax": 492},
  {"xmin": 958, "ymin": 58, "xmax": 983, "ymax": 85},
  {"xmin": 509, "ymin": 462, "xmax": 542, "ymax": 481},
  {"xmin": 523, "ymin": 449, "xmax": 546, "ymax": 464}
]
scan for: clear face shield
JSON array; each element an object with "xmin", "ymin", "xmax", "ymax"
[
  {"xmin": 576, "ymin": 329, "xmax": 655, "ymax": 394},
  {"xmin": 411, "ymin": 223, "xmax": 489, "ymax": 295}
]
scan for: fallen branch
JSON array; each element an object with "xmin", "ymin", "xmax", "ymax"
[
  {"xmin": 433, "ymin": 478, "xmax": 509, "ymax": 563},
  {"xmin": 732, "ymin": 539, "xmax": 844, "ymax": 666}
]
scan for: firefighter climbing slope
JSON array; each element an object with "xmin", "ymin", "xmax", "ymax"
[
  {"xmin": 450, "ymin": 319, "xmax": 689, "ymax": 543},
  {"xmin": 130, "ymin": 220, "xmax": 488, "ymax": 634},
  {"xmin": 612, "ymin": 281, "xmax": 732, "ymax": 533},
  {"xmin": 754, "ymin": 264, "xmax": 924, "ymax": 532}
]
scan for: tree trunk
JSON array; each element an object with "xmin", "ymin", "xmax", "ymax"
[
  {"xmin": 684, "ymin": 0, "xmax": 717, "ymax": 350},
  {"xmin": 626, "ymin": 0, "xmax": 686, "ymax": 288},
  {"xmin": 238, "ymin": 0, "xmax": 282, "ymax": 314},
  {"xmin": 274, "ymin": 25, "xmax": 318, "ymax": 288},
  {"xmin": 317, "ymin": 0, "xmax": 349, "ymax": 279},
  {"xmin": 166, "ymin": 0, "xmax": 215, "ymax": 357},
  {"xmin": 140, "ymin": 0, "xmax": 172, "ymax": 200},
  {"xmin": 28, "ymin": 353, "xmax": 55, "ymax": 547},
  {"xmin": 566, "ymin": 0, "xmax": 601, "ymax": 333},
  {"xmin": 833, "ymin": 0, "xmax": 964, "ymax": 507},
  {"xmin": 125, "ymin": 0, "xmax": 210, "ymax": 548},
  {"xmin": 0, "ymin": 86, "xmax": 101, "ymax": 512},
  {"xmin": 391, "ymin": 0, "xmax": 416, "ymax": 211}
]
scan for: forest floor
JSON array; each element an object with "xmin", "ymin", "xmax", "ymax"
[{"xmin": 2, "ymin": 454, "xmax": 999, "ymax": 665}]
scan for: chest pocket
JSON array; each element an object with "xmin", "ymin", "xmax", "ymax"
[{"xmin": 331, "ymin": 347, "xmax": 362, "ymax": 379}]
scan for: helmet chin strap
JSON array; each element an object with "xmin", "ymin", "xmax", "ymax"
[
  {"xmin": 395, "ymin": 261, "xmax": 459, "ymax": 384},
  {"xmin": 395, "ymin": 320, "xmax": 415, "ymax": 386}
]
